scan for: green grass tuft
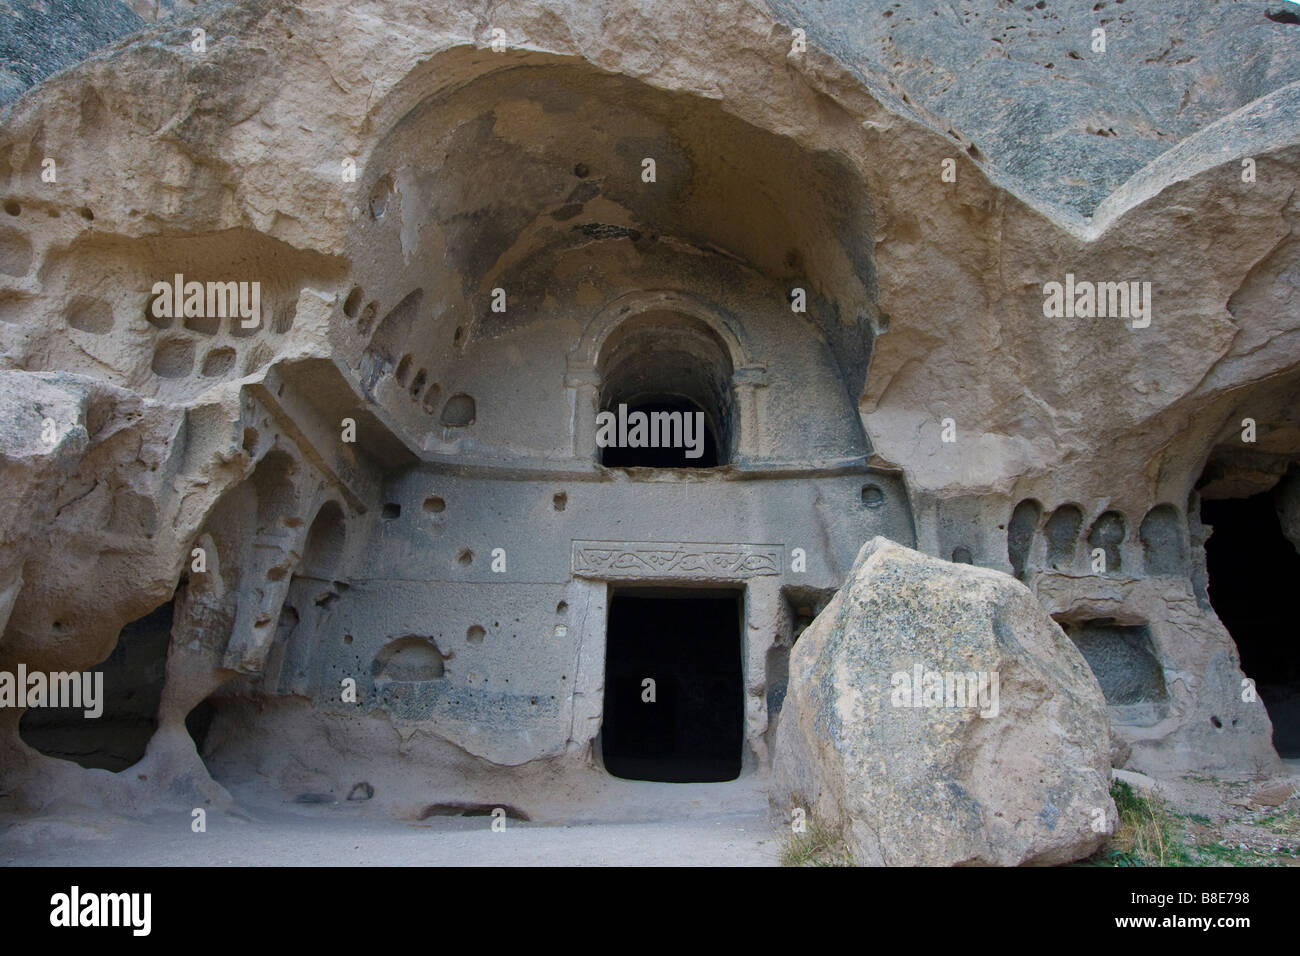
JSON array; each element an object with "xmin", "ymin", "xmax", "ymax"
[
  {"xmin": 780, "ymin": 807, "xmax": 855, "ymax": 867},
  {"xmin": 1091, "ymin": 780, "xmax": 1193, "ymax": 867}
]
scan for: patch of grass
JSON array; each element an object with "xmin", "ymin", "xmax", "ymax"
[
  {"xmin": 779, "ymin": 804, "xmax": 854, "ymax": 867},
  {"xmin": 1258, "ymin": 808, "xmax": 1300, "ymax": 838},
  {"xmin": 1193, "ymin": 836, "xmax": 1300, "ymax": 866},
  {"xmin": 1092, "ymin": 780, "xmax": 1193, "ymax": 867},
  {"xmin": 1195, "ymin": 841, "xmax": 1265, "ymax": 866}
]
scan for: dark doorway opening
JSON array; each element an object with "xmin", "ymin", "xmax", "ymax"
[
  {"xmin": 598, "ymin": 397, "xmax": 720, "ymax": 468},
  {"xmin": 601, "ymin": 589, "xmax": 743, "ymax": 782},
  {"xmin": 1202, "ymin": 490, "xmax": 1300, "ymax": 757},
  {"xmin": 19, "ymin": 600, "xmax": 172, "ymax": 771},
  {"xmin": 595, "ymin": 311, "xmax": 735, "ymax": 469}
]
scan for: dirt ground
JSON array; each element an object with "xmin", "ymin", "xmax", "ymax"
[
  {"xmin": 0, "ymin": 811, "xmax": 781, "ymax": 866},
  {"xmin": 0, "ymin": 772, "xmax": 784, "ymax": 866},
  {"xmin": 2, "ymin": 762, "xmax": 1297, "ymax": 867},
  {"xmin": 1106, "ymin": 759, "xmax": 1300, "ymax": 866}
]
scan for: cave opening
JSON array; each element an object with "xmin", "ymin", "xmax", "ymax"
[
  {"xmin": 600, "ymin": 588, "xmax": 743, "ymax": 782},
  {"xmin": 18, "ymin": 600, "xmax": 172, "ymax": 771},
  {"xmin": 1201, "ymin": 489, "xmax": 1300, "ymax": 757},
  {"xmin": 598, "ymin": 397, "xmax": 721, "ymax": 468},
  {"xmin": 595, "ymin": 311, "xmax": 734, "ymax": 469}
]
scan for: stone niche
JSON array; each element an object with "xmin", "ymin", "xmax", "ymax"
[{"xmin": 1059, "ymin": 620, "xmax": 1169, "ymax": 726}]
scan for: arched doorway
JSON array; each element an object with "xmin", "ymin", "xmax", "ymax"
[{"xmin": 594, "ymin": 310, "xmax": 735, "ymax": 468}]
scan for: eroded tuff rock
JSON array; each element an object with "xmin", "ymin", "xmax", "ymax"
[
  {"xmin": 0, "ymin": 1, "xmax": 144, "ymax": 105},
  {"xmin": 123, "ymin": 1, "xmax": 208, "ymax": 23},
  {"xmin": 774, "ymin": 537, "xmax": 1116, "ymax": 866},
  {"xmin": 0, "ymin": 0, "xmax": 1295, "ymax": 822},
  {"xmin": 0, "ymin": 369, "xmax": 248, "ymax": 812},
  {"xmin": 769, "ymin": 0, "xmax": 1300, "ymax": 217}
]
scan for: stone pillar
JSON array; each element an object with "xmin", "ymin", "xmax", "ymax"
[
  {"xmin": 222, "ymin": 531, "xmax": 303, "ymax": 673},
  {"xmin": 731, "ymin": 365, "xmax": 767, "ymax": 463},
  {"xmin": 565, "ymin": 368, "xmax": 600, "ymax": 461},
  {"xmin": 565, "ymin": 577, "xmax": 609, "ymax": 757},
  {"xmin": 743, "ymin": 575, "xmax": 785, "ymax": 769}
]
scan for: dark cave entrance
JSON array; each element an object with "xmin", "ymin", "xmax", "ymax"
[
  {"xmin": 598, "ymin": 397, "xmax": 721, "ymax": 468},
  {"xmin": 18, "ymin": 600, "xmax": 172, "ymax": 771},
  {"xmin": 595, "ymin": 311, "xmax": 735, "ymax": 469},
  {"xmin": 600, "ymin": 588, "xmax": 743, "ymax": 782},
  {"xmin": 1201, "ymin": 490, "xmax": 1300, "ymax": 757}
]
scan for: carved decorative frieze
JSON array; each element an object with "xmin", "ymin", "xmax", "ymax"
[{"xmin": 572, "ymin": 540, "xmax": 782, "ymax": 580}]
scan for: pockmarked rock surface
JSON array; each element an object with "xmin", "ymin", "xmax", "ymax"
[
  {"xmin": 0, "ymin": 0, "xmax": 1295, "ymax": 827},
  {"xmin": 775, "ymin": 538, "xmax": 1116, "ymax": 866}
]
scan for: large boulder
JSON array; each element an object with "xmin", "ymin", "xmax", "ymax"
[{"xmin": 774, "ymin": 537, "xmax": 1116, "ymax": 866}]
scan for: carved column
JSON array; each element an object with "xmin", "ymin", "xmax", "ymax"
[
  {"xmin": 731, "ymin": 364, "xmax": 768, "ymax": 463},
  {"xmin": 565, "ymin": 367, "xmax": 600, "ymax": 461}
]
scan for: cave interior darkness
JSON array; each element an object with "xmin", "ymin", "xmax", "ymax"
[
  {"xmin": 600, "ymin": 589, "xmax": 743, "ymax": 782},
  {"xmin": 1202, "ymin": 488, "xmax": 1300, "ymax": 758},
  {"xmin": 598, "ymin": 397, "xmax": 721, "ymax": 468}
]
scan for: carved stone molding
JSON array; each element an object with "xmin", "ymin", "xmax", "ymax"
[{"xmin": 572, "ymin": 540, "xmax": 782, "ymax": 580}]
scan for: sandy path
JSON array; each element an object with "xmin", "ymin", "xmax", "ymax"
[{"xmin": 0, "ymin": 809, "xmax": 781, "ymax": 866}]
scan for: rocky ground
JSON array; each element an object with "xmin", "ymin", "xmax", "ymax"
[{"xmin": 1103, "ymin": 760, "xmax": 1300, "ymax": 866}]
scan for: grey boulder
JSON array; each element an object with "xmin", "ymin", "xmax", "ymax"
[{"xmin": 774, "ymin": 537, "xmax": 1116, "ymax": 866}]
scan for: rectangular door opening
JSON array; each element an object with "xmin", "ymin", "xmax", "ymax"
[
  {"xmin": 1202, "ymin": 489, "xmax": 1300, "ymax": 757},
  {"xmin": 601, "ymin": 588, "xmax": 743, "ymax": 782}
]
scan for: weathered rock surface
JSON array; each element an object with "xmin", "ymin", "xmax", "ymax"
[
  {"xmin": 768, "ymin": 0, "xmax": 1300, "ymax": 217},
  {"xmin": 0, "ymin": 0, "xmax": 1294, "ymax": 816},
  {"xmin": 0, "ymin": 0, "xmax": 144, "ymax": 105},
  {"xmin": 5, "ymin": 0, "xmax": 1300, "ymax": 221},
  {"xmin": 123, "ymin": 0, "xmax": 208, "ymax": 23},
  {"xmin": 774, "ymin": 537, "xmax": 1116, "ymax": 866},
  {"xmin": 0, "ymin": 369, "xmax": 248, "ymax": 813}
]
